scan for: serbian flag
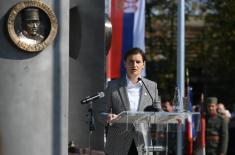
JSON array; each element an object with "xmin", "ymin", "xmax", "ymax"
[{"xmin": 107, "ymin": 0, "xmax": 145, "ymax": 79}]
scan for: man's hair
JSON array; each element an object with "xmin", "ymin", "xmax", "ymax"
[
  {"xmin": 124, "ymin": 47, "xmax": 146, "ymax": 62},
  {"xmin": 162, "ymin": 100, "xmax": 173, "ymax": 106}
]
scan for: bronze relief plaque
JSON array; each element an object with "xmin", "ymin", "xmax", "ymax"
[{"xmin": 7, "ymin": 0, "xmax": 58, "ymax": 52}]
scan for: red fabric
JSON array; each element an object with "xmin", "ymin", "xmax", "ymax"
[
  {"xmin": 186, "ymin": 119, "xmax": 193, "ymax": 155},
  {"xmin": 107, "ymin": 0, "xmax": 124, "ymax": 79},
  {"xmin": 200, "ymin": 113, "xmax": 206, "ymax": 148}
]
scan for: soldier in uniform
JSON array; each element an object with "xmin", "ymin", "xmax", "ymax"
[
  {"xmin": 205, "ymin": 97, "xmax": 228, "ymax": 155},
  {"xmin": 19, "ymin": 8, "xmax": 44, "ymax": 44}
]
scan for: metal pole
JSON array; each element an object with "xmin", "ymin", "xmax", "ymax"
[
  {"xmin": 177, "ymin": 0, "xmax": 185, "ymax": 95},
  {"xmin": 88, "ymin": 102, "xmax": 95, "ymax": 155},
  {"xmin": 177, "ymin": 0, "xmax": 185, "ymax": 155}
]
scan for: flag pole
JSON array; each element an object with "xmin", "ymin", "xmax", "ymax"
[
  {"xmin": 176, "ymin": 0, "xmax": 185, "ymax": 155},
  {"xmin": 200, "ymin": 93, "xmax": 206, "ymax": 155}
]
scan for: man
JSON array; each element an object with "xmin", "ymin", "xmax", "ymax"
[
  {"xmin": 160, "ymin": 99, "xmax": 176, "ymax": 155},
  {"xmin": 161, "ymin": 99, "xmax": 173, "ymax": 112},
  {"xmin": 103, "ymin": 48, "xmax": 161, "ymax": 155},
  {"xmin": 19, "ymin": 8, "xmax": 44, "ymax": 44},
  {"xmin": 217, "ymin": 102, "xmax": 231, "ymax": 122},
  {"xmin": 205, "ymin": 97, "xmax": 228, "ymax": 155}
]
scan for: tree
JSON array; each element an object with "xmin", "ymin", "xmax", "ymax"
[{"xmin": 194, "ymin": 0, "xmax": 235, "ymax": 107}]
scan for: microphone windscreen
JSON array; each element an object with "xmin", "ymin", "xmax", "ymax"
[
  {"xmin": 144, "ymin": 105, "xmax": 161, "ymax": 112},
  {"xmin": 99, "ymin": 92, "xmax": 105, "ymax": 98}
]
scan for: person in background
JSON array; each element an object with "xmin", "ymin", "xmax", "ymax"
[
  {"xmin": 205, "ymin": 97, "xmax": 228, "ymax": 155},
  {"xmin": 160, "ymin": 98, "xmax": 176, "ymax": 155},
  {"xmin": 101, "ymin": 48, "xmax": 161, "ymax": 155},
  {"xmin": 217, "ymin": 102, "xmax": 231, "ymax": 122},
  {"xmin": 161, "ymin": 99, "xmax": 173, "ymax": 112}
]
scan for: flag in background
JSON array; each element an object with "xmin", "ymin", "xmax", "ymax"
[
  {"xmin": 185, "ymin": 69, "xmax": 196, "ymax": 155},
  {"xmin": 107, "ymin": 0, "xmax": 145, "ymax": 79},
  {"xmin": 195, "ymin": 93, "xmax": 206, "ymax": 155},
  {"xmin": 186, "ymin": 86, "xmax": 198, "ymax": 155}
]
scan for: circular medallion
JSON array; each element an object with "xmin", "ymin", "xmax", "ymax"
[{"xmin": 7, "ymin": 0, "xmax": 58, "ymax": 52}]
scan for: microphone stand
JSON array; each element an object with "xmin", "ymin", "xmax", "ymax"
[
  {"xmin": 88, "ymin": 101, "xmax": 95, "ymax": 155},
  {"xmin": 138, "ymin": 78, "xmax": 161, "ymax": 112}
]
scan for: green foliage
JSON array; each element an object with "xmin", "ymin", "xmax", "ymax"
[
  {"xmin": 145, "ymin": 0, "xmax": 178, "ymax": 101},
  {"xmin": 194, "ymin": 0, "xmax": 235, "ymax": 107},
  {"xmin": 146, "ymin": 0, "xmax": 235, "ymax": 107}
]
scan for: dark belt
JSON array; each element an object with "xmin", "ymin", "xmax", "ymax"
[{"xmin": 206, "ymin": 135, "xmax": 220, "ymax": 141}]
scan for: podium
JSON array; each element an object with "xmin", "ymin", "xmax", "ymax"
[{"xmin": 111, "ymin": 111, "xmax": 200, "ymax": 155}]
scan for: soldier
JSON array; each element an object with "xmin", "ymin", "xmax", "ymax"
[
  {"xmin": 205, "ymin": 97, "xmax": 228, "ymax": 155},
  {"xmin": 19, "ymin": 8, "xmax": 44, "ymax": 44}
]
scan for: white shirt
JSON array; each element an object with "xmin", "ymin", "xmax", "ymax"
[{"xmin": 126, "ymin": 76, "xmax": 142, "ymax": 111}]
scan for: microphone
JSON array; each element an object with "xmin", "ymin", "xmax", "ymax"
[
  {"xmin": 80, "ymin": 92, "xmax": 105, "ymax": 104},
  {"xmin": 138, "ymin": 77, "xmax": 161, "ymax": 112}
]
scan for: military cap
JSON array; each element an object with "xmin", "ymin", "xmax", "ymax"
[
  {"xmin": 22, "ymin": 8, "xmax": 40, "ymax": 21},
  {"xmin": 206, "ymin": 97, "xmax": 218, "ymax": 105}
]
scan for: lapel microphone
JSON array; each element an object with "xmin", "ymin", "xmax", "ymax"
[{"xmin": 138, "ymin": 77, "xmax": 161, "ymax": 112}]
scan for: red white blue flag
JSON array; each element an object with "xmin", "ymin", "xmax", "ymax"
[{"xmin": 107, "ymin": 0, "xmax": 145, "ymax": 79}]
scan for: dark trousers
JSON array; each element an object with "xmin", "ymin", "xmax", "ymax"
[{"xmin": 128, "ymin": 140, "xmax": 138, "ymax": 155}]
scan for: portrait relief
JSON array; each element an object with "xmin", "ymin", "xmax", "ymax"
[
  {"xmin": 7, "ymin": 0, "xmax": 57, "ymax": 52},
  {"xmin": 18, "ymin": 7, "xmax": 46, "ymax": 44}
]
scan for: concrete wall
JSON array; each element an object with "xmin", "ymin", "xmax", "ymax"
[
  {"xmin": 0, "ymin": 0, "xmax": 69, "ymax": 155},
  {"xmin": 69, "ymin": 0, "xmax": 105, "ymax": 151}
]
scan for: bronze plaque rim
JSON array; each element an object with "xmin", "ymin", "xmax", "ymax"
[{"xmin": 7, "ymin": 0, "xmax": 58, "ymax": 52}]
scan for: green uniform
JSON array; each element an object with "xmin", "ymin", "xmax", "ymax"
[{"xmin": 205, "ymin": 114, "xmax": 228, "ymax": 155}]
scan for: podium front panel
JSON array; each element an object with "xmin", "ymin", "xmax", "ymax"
[
  {"xmin": 112, "ymin": 111, "xmax": 200, "ymax": 131},
  {"xmin": 110, "ymin": 111, "xmax": 200, "ymax": 154}
]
